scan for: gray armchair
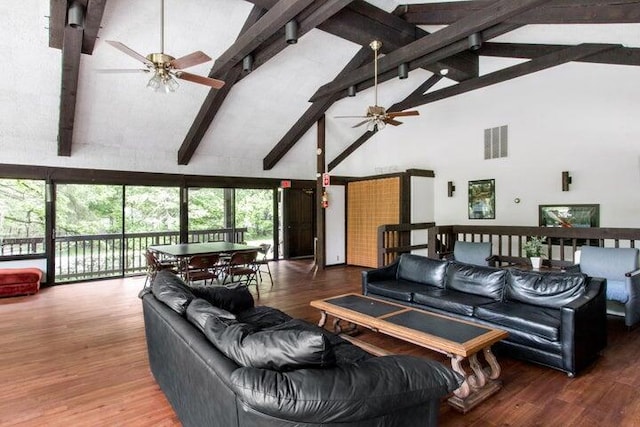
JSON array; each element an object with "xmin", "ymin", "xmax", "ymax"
[
  {"xmin": 576, "ymin": 246, "xmax": 640, "ymax": 328},
  {"xmin": 447, "ymin": 241, "xmax": 493, "ymax": 266}
]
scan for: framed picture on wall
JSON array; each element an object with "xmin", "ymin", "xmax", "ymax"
[
  {"xmin": 539, "ymin": 204, "xmax": 600, "ymax": 228},
  {"xmin": 468, "ymin": 179, "xmax": 495, "ymax": 219}
]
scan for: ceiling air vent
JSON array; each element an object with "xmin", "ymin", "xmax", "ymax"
[{"xmin": 484, "ymin": 125, "xmax": 508, "ymax": 160}]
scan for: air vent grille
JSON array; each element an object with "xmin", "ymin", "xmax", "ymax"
[{"xmin": 484, "ymin": 125, "xmax": 508, "ymax": 159}]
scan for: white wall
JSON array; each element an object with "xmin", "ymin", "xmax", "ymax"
[
  {"xmin": 333, "ymin": 62, "xmax": 640, "ymax": 228},
  {"xmin": 325, "ymin": 185, "xmax": 346, "ymax": 265},
  {"xmin": 410, "ymin": 176, "xmax": 434, "ymax": 256}
]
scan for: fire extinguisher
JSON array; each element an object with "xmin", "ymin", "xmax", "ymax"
[{"xmin": 321, "ymin": 191, "xmax": 329, "ymax": 208}]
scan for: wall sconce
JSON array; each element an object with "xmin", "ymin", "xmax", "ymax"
[
  {"xmin": 468, "ymin": 32, "xmax": 482, "ymax": 51},
  {"xmin": 347, "ymin": 85, "xmax": 357, "ymax": 97},
  {"xmin": 398, "ymin": 63, "xmax": 409, "ymax": 79},
  {"xmin": 242, "ymin": 54, "xmax": 254, "ymax": 72},
  {"xmin": 447, "ymin": 181, "xmax": 456, "ymax": 197},
  {"xmin": 285, "ymin": 20, "xmax": 298, "ymax": 44},
  {"xmin": 67, "ymin": 0, "xmax": 85, "ymax": 28},
  {"xmin": 562, "ymin": 171, "xmax": 572, "ymax": 191}
]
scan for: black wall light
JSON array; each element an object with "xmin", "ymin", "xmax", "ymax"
[
  {"xmin": 562, "ymin": 171, "xmax": 572, "ymax": 191},
  {"xmin": 447, "ymin": 181, "xmax": 456, "ymax": 197},
  {"xmin": 285, "ymin": 20, "xmax": 298, "ymax": 44}
]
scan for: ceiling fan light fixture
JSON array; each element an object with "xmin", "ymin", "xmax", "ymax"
[
  {"xmin": 285, "ymin": 20, "xmax": 298, "ymax": 44},
  {"xmin": 147, "ymin": 71, "xmax": 178, "ymax": 93},
  {"xmin": 398, "ymin": 63, "xmax": 409, "ymax": 80}
]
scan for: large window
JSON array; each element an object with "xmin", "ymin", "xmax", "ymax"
[
  {"xmin": 0, "ymin": 179, "xmax": 46, "ymax": 256},
  {"xmin": 236, "ymin": 189, "xmax": 274, "ymax": 258}
]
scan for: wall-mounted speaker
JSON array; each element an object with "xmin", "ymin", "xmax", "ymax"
[
  {"xmin": 562, "ymin": 171, "xmax": 572, "ymax": 191},
  {"xmin": 447, "ymin": 181, "xmax": 455, "ymax": 197}
]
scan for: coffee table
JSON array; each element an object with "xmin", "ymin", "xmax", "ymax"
[{"xmin": 310, "ymin": 293, "xmax": 508, "ymax": 413}]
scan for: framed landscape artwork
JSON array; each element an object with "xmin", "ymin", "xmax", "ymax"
[
  {"xmin": 539, "ymin": 204, "xmax": 600, "ymax": 228},
  {"xmin": 468, "ymin": 179, "xmax": 495, "ymax": 219}
]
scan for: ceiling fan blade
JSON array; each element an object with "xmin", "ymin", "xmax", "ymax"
[
  {"xmin": 385, "ymin": 118, "xmax": 403, "ymax": 126},
  {"xmin": 387, "ymin": 110, "xmax": 420, "ymax": 118},
  {"xmin": 170, "ymin": 51, "xmax": 212, "ymax": 70},
  {"xmin": 96, "ymin": 69, "xmax": 150, "ymax": 74},
  {"xmin": 352, "ymin": 119, "xmax": 372, "ymax": 128},
  {"xmin": 387, "ymin": 110, "xmax": 419, "ymax": 118},
  {"xmin": 105, "ymin": 40, "xmax": 153, "ymax": 67},
  {"xmin": 176, "ymin": 71, "xmax": 225, "ymax": 89}
]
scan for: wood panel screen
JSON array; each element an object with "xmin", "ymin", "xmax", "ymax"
[{"xmin": 347, "ymin": 177, "xmax": 400, "ymax": 268}]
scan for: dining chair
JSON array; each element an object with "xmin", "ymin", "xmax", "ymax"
[
  {"xmin": 255, "ymin": 243, "xmax": 273, "ymax": 286},
  {"xmin": 144, "ymin": 250, "xmax": 177, "ymax": 288},
  {"xmin": 222, "ymin": 250, "xmax": 259, "ymax": 297},
  {"xmin": 185, "ymin": 254, "xmax": 222, "ymax": 286}
]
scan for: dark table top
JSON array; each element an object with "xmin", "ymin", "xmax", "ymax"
[{"xmin": 148, "ymin": 242, "xmax": 259, "ymax": 257}]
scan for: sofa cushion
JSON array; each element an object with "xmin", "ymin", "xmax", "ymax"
[
  {"xmin": 397, "ymin": 254, "xmax": 448, "ymax": 288},
  {"xmin": 186, "ymin": 298, "xmax": 236, "ymax": 332},
  {"xmin": 191, "ymin": 284, "xmax": 255, "ymax": 314},
  {"xmin": 366, "ymin": 279, "xmax": 435, "ymax": 302},
  {"xmin": 203, "ymin": 316, "xmax": 335, "ymax": 371},
  {"xmin": 505, "ymin": 270, "xmax": 586, "ymax": 309},
  {"xmin": 236, "ymin": 305, "xmax": 293, "ymax": 328},
  {"xmin": 151, "ymin": 271, "xmax": 195, "ymax": 315},
  {"xmin": 606, "ymin": 279, "xmax": 628, "ymax": 303},
  {"xmin": 445, "ymin": 262, "xmax": 505, "ymax": 300},
  {"xmin": 475, "ymin": 301, "xmax": 561, "ymax": 341},
  {"xmin": 412, "ymin": 288, "xmax": 495, "ymax": 317}
]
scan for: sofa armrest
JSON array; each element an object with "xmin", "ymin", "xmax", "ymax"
[
  {"xmin": 560, "ymin": 277, "xmax": 607, "ymax": 375},
  {"xmin": 361, "ymin": 259, "xmax": 400, "ymax": 295},
  {"xmin": 625, "ymin": 268, "xmax": 640, "ymax": 278},
  {"xmin": 230, "ymin": 355, "xmax": 462, "ymax": 423}
]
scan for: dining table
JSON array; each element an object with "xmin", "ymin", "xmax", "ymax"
[{"xmin": 148, "ymin": 241, "xmax": 259, "ymax": 258}]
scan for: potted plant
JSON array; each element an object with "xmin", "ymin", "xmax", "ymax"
[{"xmin": 523, "ymin": 236, "xmax": 545, "ymax": 269}]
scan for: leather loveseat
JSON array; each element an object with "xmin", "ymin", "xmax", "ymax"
[
  {"xmin": 141, "ymin": 271, "xmax": 462, "ymax": 426},
  {"xmin": 362, "ymin": 254, "xmax": 607, "ymax": 377}
]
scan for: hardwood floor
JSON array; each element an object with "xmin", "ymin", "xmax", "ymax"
[{"xmin": 1, "ymin": 261, "xmax": 639, "ymax": 426}]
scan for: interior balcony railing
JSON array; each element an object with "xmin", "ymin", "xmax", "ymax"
[{"xmin": 0, "ymin": 228, "xmax": 247, "ymax": 282}]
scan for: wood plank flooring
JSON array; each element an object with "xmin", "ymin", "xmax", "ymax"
[{"xmin": 1, "ymin": 260, "xmax": 639, "ymax": 426}]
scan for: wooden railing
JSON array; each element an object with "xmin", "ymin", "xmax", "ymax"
[
  {"xmin": 1, "ymin": 228, "xmax": 247, "ymax": 282},
  {"xmin": 377, "ymin": 222, "xmax": 435, "ymax": 267},
  {"xmin": 427, "ymin": 225, "xmax": 640, "ymax": 268}
]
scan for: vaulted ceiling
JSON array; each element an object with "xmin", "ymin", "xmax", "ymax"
[{"xmin": 37, "ymin": 0, "xmax": 640, "ymax": 176}]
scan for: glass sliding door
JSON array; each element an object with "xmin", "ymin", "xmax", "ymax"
[
  {"xmin": 55, "ymin": 184, "xmax": 123, "ymax": 282},
  {"xmin": 235, "ymin": 189, "xmax": 275, "ymax": 258},
  {"xmin": 0, "ymin": 179, "xmax": 46, "ymax": 256},
  {"xmin": 124, "ymin": 186, "xmax": 180, "ymax": 276}
]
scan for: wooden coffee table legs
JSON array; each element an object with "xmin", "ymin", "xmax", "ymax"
[
  {"xmin": 447, "ymin": 347, "xmax": 503, "ymax": 413},
  {"xmin": 318, "ymin": 310, "xmax": 358, "ymax": 335}
]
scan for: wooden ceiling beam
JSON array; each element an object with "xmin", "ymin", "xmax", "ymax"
[
  {"xmin": 479, "ymin": 42, "xmax": 640, "ymax": 66},
  {"xmin": 262, "ymin": 47, "xmax": 371, "ymax": 170},
  {"xmin": 394, "ymin": 43, "xmax": 620, "ymax": 112},
  {"xmin": 82, "ymin": 0, "xmax": 107, "ymax": 54},
  {"xmin": 208, "ymin": 0, "xmax": 315, "ymax": 79},
  {"xmin": 396, "ymin": 0, "xmax": 640, "ymax": 25},
  {"xmin": 49, "ymin": 0, "xmax": 107, "ymax": 55},
  {"xmin": 177, "ymin": 6, "xmax": 265, "ymax": 165},
  {"xmin": 57, "ymin": 26, "xmax": 83, "ymax": 156},
  {"xmin": 327, "ymin": 74, "xmax": 444, "ymax": 171},
  {"xmin": 309, "ymin": 0, "xmax": 552, "ymax": 102}
]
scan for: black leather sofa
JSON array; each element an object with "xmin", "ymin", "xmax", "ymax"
[
  {"xmin": 141, "ymin": 271, "xmax": 462, "ymax": 426},
  {"xmin": 362, "ymin": 254, "xmax": 607, "ymax": 377}
]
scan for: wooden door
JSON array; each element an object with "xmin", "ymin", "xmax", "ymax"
[{"xmin": 283, "ymin": 188, "xmax": 315, "ymax": 258}]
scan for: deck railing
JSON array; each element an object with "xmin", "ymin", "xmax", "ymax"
[{"xmin": 1, "ymin": 228, "xmax": 247, "ymax": 282}]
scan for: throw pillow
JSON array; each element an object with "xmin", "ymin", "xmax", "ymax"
[
  {"xmin": 151, "ymin": 270, "xmax": 195, "ymax": 315},
  {"xmin": 186, "ymin": 298, "xmax": 236, "ymax": 332},
  {"xmin": 191, "ymin": 285, "xmax": 255, "ymax": 314},
  {"xmin": 203, "ymin": 316, "xmax": 335, "ymax": 371}
]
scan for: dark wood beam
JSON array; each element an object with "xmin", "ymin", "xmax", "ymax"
[
  {"xmin": 58, "ymin": 25, "xmax": 83, "ymax": 157},
  {"xmin": 394, "ymin": 43, "xmax": 620, "ymax": 112},
  {"xmin": 315, "ymin": 114, "xmax": 326, "ymax": 269},
  {"xmin": 309, "ymin": 0, "xmax": 551, "ymax": 102},
  {"xmin": 263, "ymin": 48, "xmax": 371, "ymax": 170},
  {"xmin": 177, "ymin": 7, "xmax": 265, "ymax": 165},
  {"xmin": 208, "ymin": 0, "xmax": 314, "ymax": 79},
  {"xmin": 50, "ymin": 0, "xmax": 107, "ymax": 55},
  {"xmin": 328, "ymin": 74, "xmax": 443, "ymax": 171},
  {"xmin": 396, "ymin": 0, "xmax": 640, "ymax": 25},
  {"xmin": 479, "ymin": 42, "xmax": 640, "ymax": 66}
]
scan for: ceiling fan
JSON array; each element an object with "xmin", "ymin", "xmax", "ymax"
[
  {"xmin": 336, "ymin": 40, "xmax": 419, "ymax": 130},
  {"xmin": 103, "ymin": 0, "xmax": 224, "ymax": 93}
]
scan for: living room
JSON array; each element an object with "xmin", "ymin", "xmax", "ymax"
[{"xmin": 1, "ymin": 0, "xmax": 640, "ymax": 425}]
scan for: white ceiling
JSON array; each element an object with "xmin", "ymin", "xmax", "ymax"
[{"xmin": 1, "ymin": 1, "xmax": 638, "ymax": 179}]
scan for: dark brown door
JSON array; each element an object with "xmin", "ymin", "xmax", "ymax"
[{"xmin": 283, "ymin": 188, "xmax": 315, "ymax": 258}]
